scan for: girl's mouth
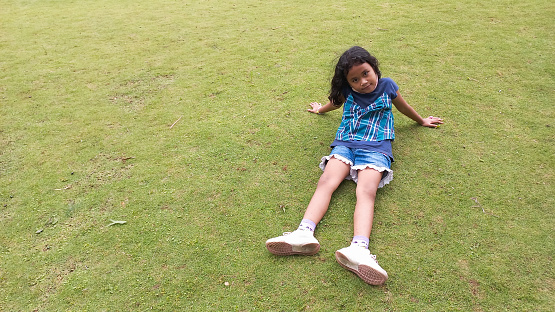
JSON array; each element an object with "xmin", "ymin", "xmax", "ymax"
[{"xmin": 361, "ymin": 84, "xmax": 372, "ymax": 92}]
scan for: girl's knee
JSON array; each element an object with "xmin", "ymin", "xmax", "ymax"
[
  {"xmin": 355, "ymin": 176, "xmax": 380, "ymax": 200},
  {"xmin": 317, "ymin": 173, "xmax": 343, "ymax": 190},
  {"xmin": 356, "ymin": 184, "xmax": 378, "ymax": 200}
]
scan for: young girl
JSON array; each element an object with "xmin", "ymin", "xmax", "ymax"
[{"xmin": 265, "ymin": 46, "xmax": 444, "ymax": 285}]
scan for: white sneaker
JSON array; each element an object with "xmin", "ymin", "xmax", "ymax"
[
  {"xmin": 265, "ymin": 230, "xmax": 320, "ymax": 256},
  {"xmin": 335, "ymin": 245, "xmax": 388, "ymax": 285}
]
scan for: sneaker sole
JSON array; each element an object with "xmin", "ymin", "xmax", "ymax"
[
  {"xmin": 335, "ymin": 251, "xmax": 388, "ymax": 285},
  {"xmin": 266, "ymin": 242, "xmax": 320, "ymax": 256}
]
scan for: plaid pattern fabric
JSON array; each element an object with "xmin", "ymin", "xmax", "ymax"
[{"xmin": 335, "ymin": 92, "xmax": 395, "ymax": 142}]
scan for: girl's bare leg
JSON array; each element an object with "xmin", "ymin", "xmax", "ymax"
[
  {"xmin": 265, "ymin": 157, "xmax": 350, "ymax": 256},
  {"xmin": 353, "ymin": 168, "xmax": 382, "ymax": 238},
  {"xmin": 333, "ymin": 168, "xmax": 388, "ymax": 286},
  {"xmin": 302, "ymin": 157, "xmax": 350, "ymax": 224}
]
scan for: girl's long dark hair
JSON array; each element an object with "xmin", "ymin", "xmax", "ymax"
[{"xmin": 328, "ymin": 46, "xmax": 381, "ymax": 106}]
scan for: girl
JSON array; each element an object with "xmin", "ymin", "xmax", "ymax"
[{"xmin": 265, "ymin": 46, "xmax": 444, "ymax": 285}]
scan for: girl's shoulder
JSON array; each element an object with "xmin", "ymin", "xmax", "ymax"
[
  {"xmin": 378, "ymin": 77, "xmax": 398, "ymax": 87},
  {"xmin": 377, "ymin": 77, "xmax": 399, "ymax": 95}
]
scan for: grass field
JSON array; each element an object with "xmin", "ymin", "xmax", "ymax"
[{"xmin": 1, "ymin": 0, "xmax": 553, "ymax": 310}]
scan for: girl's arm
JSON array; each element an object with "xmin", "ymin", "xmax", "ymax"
[
  {"xmin": 307, "ymin": 101, "xmax": 341, "ymax": 114},
  {"xmin": 392, "ymin": 91, "xmax": 443, "ymax": 128}
]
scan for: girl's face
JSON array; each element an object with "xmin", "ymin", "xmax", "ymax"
[{"xmin": 346, "ymin": 62, "xmax": 378, "ymax": 94}]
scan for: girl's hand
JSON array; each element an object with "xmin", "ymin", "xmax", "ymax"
[
  {"xmin": 307, "ymin": 102, "xmax": 323, "ymax": 114},
  {"xmin": 421, "ymin": 116, "xmax": 444, "ymax": 128}
]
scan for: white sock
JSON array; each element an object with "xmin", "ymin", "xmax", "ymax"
[
  {"xmin": 297, "ymin": 219, "xmax": 316, "ymax": 232},
  {"xmin": 351, "ymin": 236, "xmax": 369, "ymax": 249}
]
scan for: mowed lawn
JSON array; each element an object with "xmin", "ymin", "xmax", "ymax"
[{"xmin": 0, "ymin": 0, "xmax": 553, "ymax": 310}]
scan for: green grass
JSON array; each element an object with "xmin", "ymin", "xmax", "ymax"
[{"xmin": 1, "ymin": 0, "xmax": 553, "ymax": 310}]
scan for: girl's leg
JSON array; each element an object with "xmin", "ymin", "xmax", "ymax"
[
  {"xmin": 353, "ymin": 168, "xmax": 382, "ymax": 238},
  {"xmin": 302, "ymin": 157, "xmax": 351, "ymax": 225},
  {"xmin": 265, "ymin": 157, "xmax": 349, "ymax": 256},
  {"xmin": 335, "ymin": 168, "xmax": 388, "ymax": 285}
]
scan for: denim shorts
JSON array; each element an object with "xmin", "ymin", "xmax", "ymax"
[{"xmin": 319, "ymin": 145, "xmax": 393, "ymax": 188}]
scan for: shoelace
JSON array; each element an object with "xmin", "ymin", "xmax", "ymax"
[
  {"xmin": 370, "ymin": 254, "xmax": 378, "ymax": 263},
  {"xmin": 282, "ymin": 230, "xmax": 311, "ymax": 236}
]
